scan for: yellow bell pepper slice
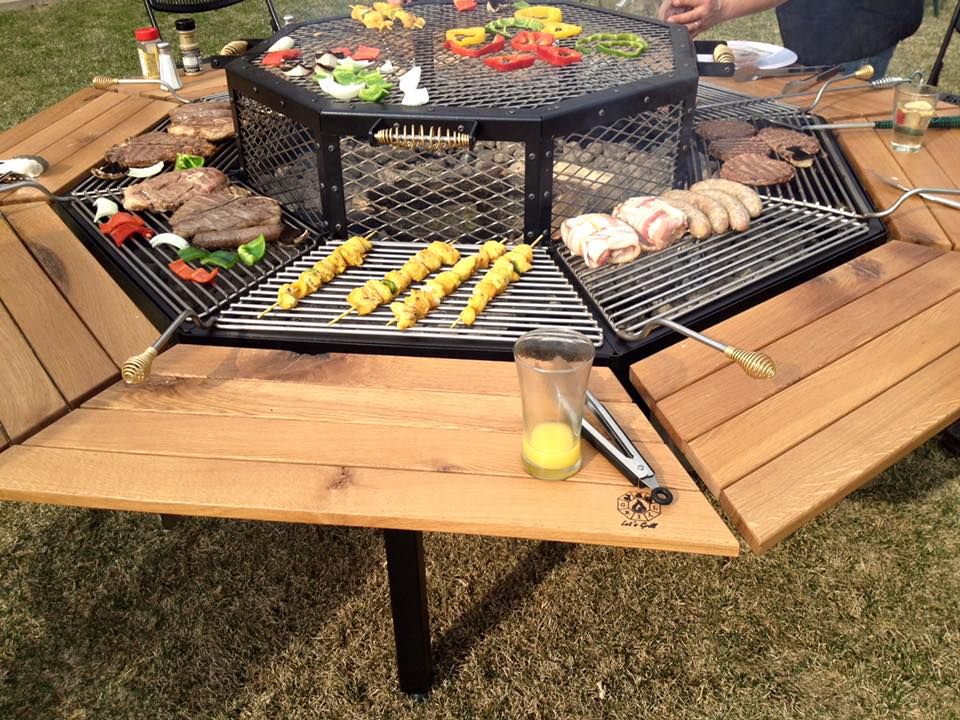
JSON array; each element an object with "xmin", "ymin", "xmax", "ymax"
[
  {"xmin": 515, "ymin": 6, "xmax": 563, "ymax": 23},
  {"xmin": 350, "ymin": 4, "xmax": 370, "ymax": 21},
  {"xmin": 541, "ymin": 21, "xmax": 582, "ymax": 39},
  {"xmin": 445, "ymin": 26, "xmax": 486, "ymax": 46}
]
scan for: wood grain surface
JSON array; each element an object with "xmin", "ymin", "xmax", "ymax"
[
  {"xmin": 0, "ymin": 88, "xmax": 101, "ymax": 156},
  {"xmin": 0, "ymin": 346, "xmax": 739, "ymax": 557},
  {"xmin": 2, "ymin": 203, "xmax": 158, "ymax": 364}
]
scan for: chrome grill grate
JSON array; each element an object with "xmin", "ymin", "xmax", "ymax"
[
  {"xmin": 216, "ymin": 241, "xmax": 604, "ymax": 347},
  {"xmin": 552, "ymin": 82, "xmax": 880, "ymax": 340},
  {"xmin": 255, "ymin": 1, "xmax": 677, "ymax": 110}
]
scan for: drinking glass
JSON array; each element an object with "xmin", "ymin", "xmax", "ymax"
[
  {"xmin": 891, "ymin": 82, "xmax": 939, "ymax": 153},
  {"xmin": 514, "ymin": 328, "xmax": 595, "ymax": 480}
]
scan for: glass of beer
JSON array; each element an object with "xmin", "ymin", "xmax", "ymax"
[
  {"xmin": 514, "ymin": 328, "xmax": 595, "ymax": 481},
  {"xmin": 891, "ymin": 82, "xmax": 939, "ymax": 153}
]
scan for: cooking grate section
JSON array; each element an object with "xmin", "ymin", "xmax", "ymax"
[
  {"xmin": 552, "ymin": 83, "xmax": 882, "ymax": 341},
  {"xmin": 254, "ymin": 0, "xmax": 678, "ymax": 110},
  {"xmin": 217, "ymin": 241, "xmax": 604, "ymax": 348},
  {"xmin": 62, "ymin": 182, "xmax": 321, "ymax": 320}
]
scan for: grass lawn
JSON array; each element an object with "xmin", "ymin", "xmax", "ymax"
[{"xmin": 0, "ymin": 1, "xmax": 959, "ymax": 718}]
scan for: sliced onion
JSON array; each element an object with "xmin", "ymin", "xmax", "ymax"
[
  {"xmin": 319, "ymin": 77, "xmax": 365, "ymax": 100},
  {"xmin": 284, "ymin": 63, "xmax": 312, "ymax": 77},
  {"xmin": 336, "ymin": 58, "xmax": 371, "ymax": 69},
  {"xmin": 401, "ymin": 87, "xmax": 429, "ymax": 106},
  {"xmin": 92, "ymin": 197, "xmax": 119, "ymax": 223},
  {"xmin": 317, "ymin": 52, "xmax": 339, "ymax": 70},
  {"xmin": 398, "ymin": 65, "xmax": 421, "ymax": 93},
  {"xmin": 149, "ymin": 232, "xmax": 189, "ymax": 251},
  {"xmin": 127, "ymin": 161, "xmax": 165, "ymax": 178},
  {"xmin": 268, "ymin": 36, "xmax": 295, "ymax": 52},
  {"xmin": 380, "ymin": 60, "xmax": 395, "ymax": 74}
]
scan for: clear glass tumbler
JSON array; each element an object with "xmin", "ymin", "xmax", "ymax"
[
  {"xmin": 891, "ymin": 82, "xmax": 939, "ymax": 153},
  {"xmin": 514, "ymin": 328, "xmax": 595, "ymax": 480}
]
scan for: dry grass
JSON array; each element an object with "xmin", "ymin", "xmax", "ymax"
[{"xmin": 0, "ymin": 1, "xmax": 959, "ymax": 717}]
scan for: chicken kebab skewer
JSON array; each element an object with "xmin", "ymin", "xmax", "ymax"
[
  {"xmin": 328, "ymin": 241, "xmax": 461, "ymax": 325},
  {"xmin": 258, "ymin": 232, "xmax": 374, "ymax": 318},
  {"xmin": 388, "ymin": 240, "xmax": 510, "ymax": 330},
  {"xmin": 452, "ymin": 237, "xmax": 540, "ymax": 328}
]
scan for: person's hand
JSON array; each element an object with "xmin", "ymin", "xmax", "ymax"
[{"xmin": 658, "ymin": 0, "xmax": 725, "ymax": 37}]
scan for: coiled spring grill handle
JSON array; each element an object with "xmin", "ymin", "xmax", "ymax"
[
  {"xmin": 641, "ymin": 318, "xmax": 777, "ymax": 380},
  {"xmin": 122, "ymin": 311, "xmax": 214, "ymax": 384}
]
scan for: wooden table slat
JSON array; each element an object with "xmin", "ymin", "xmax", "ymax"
[
  {"xmin": 631, "ymin": 240, "xmax": 940, "ymax": 402},
  {"xmin": 655, "ymin": 250, "xmax": 960, "ymax": 443},
  {"xmin": 2, "ymin": 203, "xmax": 158, "ymax": 364},
  {"xmin": 0, "ymin": 87, "xmax": 101, "ymax": 155},
  {"xmin": 0, "ymin": 445, "xmax": 739, "ymax": 556},
  {"xmin": 0, "ymin": 213, "xmax": 117, "ymax": 403},
  {"xmin": 0, "ymin": 301, "xmax": 66, "ymax": 441},
  {"xmin": 690, "ymin": 286, "xmax": 960, "ymax": 493},
  {"xmin": 721, "ymin": 344, "xmax": 960, "ymax": 553}
]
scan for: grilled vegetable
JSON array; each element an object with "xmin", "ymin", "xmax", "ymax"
[
  {"xmin": 454, "ymin": 0, "xmax": 477, "ymax": 10},
  {"xmin": 483, "ymin": 53, "xmax": 536, "ymax": 72},
  {"xmin": 485, "ymin": 16, "xmax": 543, "ymax": 37},
  {"xmin": 536, "ymin": 45, "xmax": 581, "ymax": 66},
  {"xmin": 149, "ymin": 232, "xmax": 189, "ymax": 251},
  {"xmin": 177, "ymin": 246, "xmax": 210, "ymax": 262},
  {"xmin": 446, "ymin": 33, "xmax": 505, "ymax": 57},
  {"xmin": 237, "ymin": 234, "xmax": 267, "ymax": 266},
  {"xmin": 575, "ymin": 32, "xmax": 648, "ymax": 58},
  {"xmin": 514, "ymin": 5, "xmax": 562, "ymax": 22},
  {"xmin": 352, "ymin": 45, "xmax": 381, "ymax": 60},
  {"xmin": 262, "ymin": 49, "xmax": 302, "ymax": 67},
  {"xmin": 446, "ymin": 26, "xmax": 487, "ymax": 45},
  {"xmin": 510, "ymin": 30, "xmax": 555, "ymax": 52},
  {"xmin": 174, "ymin": 153, "xmax": 205, "ymax": 170},
  {"xmin": 169, "ymin": 258, "xmax": 219, "ymax": 284},
  {"xmin": 200, "ymin": 249, "xmax": 239, "ymax": 270},
  {"xmin": 540, "ymin": 21, "xmax": 581, "ymax": 39}
]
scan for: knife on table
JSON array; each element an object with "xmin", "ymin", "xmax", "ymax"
[{"xmin": 781, "ymin": 64, "xmax": 842, "ymax": 94}]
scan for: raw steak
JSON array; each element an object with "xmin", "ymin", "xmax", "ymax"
[
  {"xmin": 167, "ymin": 101, "xmax": 236, "ymax": 141},
  {"xmin": 719, "ymin": 153, "xmax": 796, "ymax": 186},
  {"xmin": 104, "ymin": 132, "xmax": 216, "ymax": 168},
  {"xmin": 122, "ymin": 167, "xmax": 230, "ymax": 212},
  {"xmin": 170, "ymin": 192, "xmax": 283, "ymax": 249}
]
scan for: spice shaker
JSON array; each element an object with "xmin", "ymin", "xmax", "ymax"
[
  {"xmin": 157, "ymin": 41, "xmax": 183, "ymax": 90},
  {"xmin": 134, "ymin": 26, "xmax": 161, "ymax": 79},
  {"xmin": 175, "ymin": 18, "xmax": 203, "ymax": 75}
]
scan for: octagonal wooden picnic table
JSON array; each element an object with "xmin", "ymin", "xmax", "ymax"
[{"xmin": 0, "ymin": 69, "xmax": 957, "ymax": 693}]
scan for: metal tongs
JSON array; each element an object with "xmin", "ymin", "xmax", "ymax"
[{"xmin": 581, "ymin": 390, "xmax": 674, "ymax": 506}]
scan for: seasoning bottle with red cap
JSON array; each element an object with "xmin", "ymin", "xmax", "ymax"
[{"xmin": 134, "ymin": 26, "xmax": 161, "ymax": 79}]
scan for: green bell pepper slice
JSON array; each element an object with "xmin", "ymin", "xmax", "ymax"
[
  {"xmin": 200, "ymin": 249, "xmax": 239, "ymax": 270},
  {"xmin": 177, "ymin": 246, "xmax": 210, "ymax": 263},
  {"xmin": 237, "ymin": 234, "xmax": 267, "ymax": 266}
]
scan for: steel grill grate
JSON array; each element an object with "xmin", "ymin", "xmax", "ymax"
[
  {"xmin": 341, "ymin": 138, "xmax": 525, "ymax": 242},
  {"xmin": 254, "ymin": 1, "xmax": 677, "ymax": 110},
  {"xmin": 552, "ymin": 103, "xmax": 685, "ymax": 232},
  {"xmin": 216, "ymin": 241, "xmax": 604, "ymax": 347},
  {"xmin": 63, "ymin": 182, "xmax": 322, "ymax": 319},
  {"xmin": 234, "ymin": 94, "xmax": 325, "ymax": 228},
  {"xmin": 551, "ymin": 83, "xmax": 880, "ymax": 340}
]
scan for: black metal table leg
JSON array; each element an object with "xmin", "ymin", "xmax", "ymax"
[{"xmin": 383, "ymin": 529, "xmax": 433, "ymax": 696}]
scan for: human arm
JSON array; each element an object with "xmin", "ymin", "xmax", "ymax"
[{"xmin": 657, "ymin": 0, "xmax": 787, "ymax": 37}]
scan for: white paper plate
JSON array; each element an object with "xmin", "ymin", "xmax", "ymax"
[{"xmin": 727, "ymin": 40, "xmax": 798, "ymax": 70}]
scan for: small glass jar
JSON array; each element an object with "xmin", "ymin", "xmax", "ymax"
[
  {"xmin": 175, "ymin": 18, "xmax": 203, "ymax": 75},
  {"xmin": 134, "ymin": 26, "xmax": 161, "ymax": 79}
]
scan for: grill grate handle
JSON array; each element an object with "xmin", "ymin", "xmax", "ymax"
[
  {"xmin": 122, "ymin": 310, "xmax": 214, "ymax": 384},
  {"xmin": 373, "ymin": 124, "xmax": 472, "ymax": 151}
]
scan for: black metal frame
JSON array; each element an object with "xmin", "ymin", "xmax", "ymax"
[
  {"xmin": 930, "ymin": 0, "xmax": 960, "ymax": 87},
  {"xmin": 384, "ymin": 529, "xmax": 433, "ymax": 696}
]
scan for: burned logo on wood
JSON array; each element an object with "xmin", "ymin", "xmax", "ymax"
[{"xmin": 617, "ymin": 491, "xmax": 661, "ymax": 528}]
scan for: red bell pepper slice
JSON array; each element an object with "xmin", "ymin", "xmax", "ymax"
[
  {"xmin": 262, "ymin": 49, "xmax": 302, "ymax": 67},
  {"xmin": 536, "ymin": 44, "xmax": 583, "ymax": 66},
  {"xmin": 510, "ymin": 31, "xmax": 555, "ymax": 52},
  {"xmin": 483, "ymin": 53, "xmax": 536, "ymax": 72},
  {"xmin": 454, "ymin": 0, "xmax": 477, "ymax": 10},
  {"xmin": 109, "ymin": 223, "xmax": 155, "ymax": 247},
  {"xmin": 352, "ymin": 45, "xmax": 381, "ymax": 61},
  {"xmin": 330, "ymin": 46, "xmax": 353, "ymax": 57},
  {"xmin": 98, "ymin": 212, "xmax": 145, "ymax": 234},
  {"xmin": 445, "ymin": 33, "xmax": 505, "ymax": 58},
  {"xmin": 168, "ymin": 259, "xmax": 220, "ymax": 284}
]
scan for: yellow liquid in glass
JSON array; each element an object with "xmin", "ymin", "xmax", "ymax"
[{"xmin": 522, "ymin": 421, "xmax": 582, "ymax": 480}]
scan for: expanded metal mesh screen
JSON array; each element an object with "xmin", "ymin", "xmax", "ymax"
[
  {"xmin": 341, "ymin": 138, "xmax": 526, "ymax": 241},
  {"xmin": 254, "ymin": 1, "xmax": 678, "ymax": 109},
  {"xmin": 551, "ymin": 102, "xmax": 685, "ymax": 232},
  {"xmin": 234, "ymin": 94, "xmax": 324, "ymax": 228}
]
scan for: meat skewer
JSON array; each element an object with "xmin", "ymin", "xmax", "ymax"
[
  {"xmin": 451, "ymin": 236, "xmax": 541, "ymax": 329},
  {"xmin": 258, "ymin": 232, "xmax": 374, "ymax": 318},
  {"xmin": 328, "ymin": 241, "xmax": 461, "ymax": 325},
  {"xmin": 387, "ymin": 240, "xmax": 509, "ymax": 330}
]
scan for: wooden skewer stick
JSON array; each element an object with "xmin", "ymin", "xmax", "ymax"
[
  {"xmin": 450, "ymin": 320, "xmax": 460, "ymax": 329},
  {"xmin": 327, "ymin": 308, "xmax": 354, "ymax": 326},
  {"xmin": 530, "ymin": 232, "xmax": 546, "ymax": 249},
  {"xmin": 257, "ymin": 302, "xmax": 278, "ymax": 319},
  {"xmin": 386, "ymin": 319, "xmax": 396, "ymax": 327}
]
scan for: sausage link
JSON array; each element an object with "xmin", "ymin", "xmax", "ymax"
[
  {"xmin": 661, "ymin": 189, "xmax": 729, "ymax": 235},
  {"xmin": 695, "ymin": 189, "xmax": 751, "ymax": 232},
  {"xmin": 658, "ymin": 197, "xmax": 712, "ymax": 240},
  {"xmin": 690, "ymin": 179, "xmax": 763, "ymax": 218}
]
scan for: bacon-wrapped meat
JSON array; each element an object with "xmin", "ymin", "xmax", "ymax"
[{"xmin": 612, "ymin": 196, "xmax": 688, "ymax": 251}]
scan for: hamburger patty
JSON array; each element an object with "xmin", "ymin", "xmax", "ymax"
[
  {"xmin": 719, "ymin": 153, "xmax": 796, "ymax": 186},
  {"xmin": 697, "ymin": 119, "xmax": 756, "ymax": 142},
  {"xmin": 756, "ymin": 127, "xmax": 821, "ymax": 167},
  {"xmin": 708, "ymin": 136, "xmax": 771, "ymax": 161}
]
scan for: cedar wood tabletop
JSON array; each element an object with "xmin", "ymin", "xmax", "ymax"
[{"xmin": 1, "ymin": 69, "xmax": 958, "ymax": 691}]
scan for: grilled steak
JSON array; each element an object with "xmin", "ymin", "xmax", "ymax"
[
  {"xmin": 720, "ymin": 153, "xmax": 796, "ymax": 186},
  {"xmin": 167, "ymin": 101, "xmax": 236, "ymax": 141},
  {"xmin": 756, "ymin": 127, "xmax": 821, "ymax": 167},
  {"xmin": 708, "ymin": 136, "xmax": 771, "ymax": 162},
  {"xmin": 105, "ymin": 132, "xmax": 217, "ymax": 168},
  {"xmin": 122, "ymin": 167, "xmax": 230, "ymax": 212},
  {"xmin": 697, "ymin": 119, "xmax": 756, "ymax": 142},
  {"xmin": 170, "ymin": 192, "xmax": 283, "ymax": 249}
]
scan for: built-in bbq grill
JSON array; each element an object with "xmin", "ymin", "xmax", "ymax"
[{"xmin": 58, "ymin": 2, "xmax": 886, "ymax": 375}]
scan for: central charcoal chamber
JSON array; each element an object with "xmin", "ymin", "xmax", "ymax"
[{"xmin": 60, "ymin": 1, "xmax": 887, "ymax": 374}]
